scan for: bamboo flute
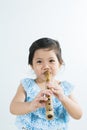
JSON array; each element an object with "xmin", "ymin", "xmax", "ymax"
[{"xmin": 44, "ymin": 70, "xmax": 54, "ymax": 120}]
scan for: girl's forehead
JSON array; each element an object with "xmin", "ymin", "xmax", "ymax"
[
  {"xmin": 35, "ymin": 48, "xmax": 55, "ymax": 53},
  {"xmin": 34, "ymin": 49, "xmax": 56, "ymax": 56},
  {"xmin": 33, "ymin": 49, "xmax": 57, "ymax": 60}
]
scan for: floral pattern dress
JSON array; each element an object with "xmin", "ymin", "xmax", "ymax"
[{"xmin": 15, "ymin": 78, "xmax": 74, "ymax": 130}]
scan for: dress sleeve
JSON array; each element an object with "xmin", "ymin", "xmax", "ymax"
[
  {"xmin": 20, "ymin": 78, "xmax": 31, "ymax": 92},
  {"xmin": 61, "ymin": 81, "xmax": 75, "ymax": 96}
]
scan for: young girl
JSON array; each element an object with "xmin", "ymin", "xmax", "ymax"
[{"xmin": 10, "ymin": 37, "xmax": 82, "ymax": 130}]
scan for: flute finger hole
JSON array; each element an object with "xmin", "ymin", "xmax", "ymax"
[
  {"xmin": 47, "ymin": 114, "xmax": 53, "ymax": 119},
  {"xmin": 48, "ymin": 98, "xmax": 50, "ymax": 100}
]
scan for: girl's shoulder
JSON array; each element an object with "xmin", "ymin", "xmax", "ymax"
[
  {"xmin": 20, "ymin": 78, "xmax": 36, "ymax": 91},
  {"xmin": 21, "ymin": 77, "xmax": 34, "ymax": 85},
  {"xmin": 20, "ymin": 78, "xmax": 40, "ymax": 99}
]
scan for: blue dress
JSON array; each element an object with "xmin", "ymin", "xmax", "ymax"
[{"xmin": 15, "ymin": 78, "xmax": 74, "ymax": 130}]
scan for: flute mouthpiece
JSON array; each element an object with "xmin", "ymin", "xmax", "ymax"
[{"xmin": 44, "ymin": 71, "xmax": 50, "ymax": 82}]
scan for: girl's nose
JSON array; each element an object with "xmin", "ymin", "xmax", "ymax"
[{"xmin": 43, "ymin": 63, "xmax": 50, "ymax": 70}]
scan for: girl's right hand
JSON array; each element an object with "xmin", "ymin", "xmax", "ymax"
[{"xmin": 30, "ymin": 89, "xmax": 53, "ymax": 111}]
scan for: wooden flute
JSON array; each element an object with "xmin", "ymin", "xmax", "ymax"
[{"xmin": 44, "ymin": 70, "xmax": 54, "ymax": 120}]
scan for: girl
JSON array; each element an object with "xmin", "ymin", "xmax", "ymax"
[{"xmin": 10, "ymin": 37, "xmax": 82, "ymax": 130}]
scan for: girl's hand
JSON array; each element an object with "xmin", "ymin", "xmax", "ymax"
[
  {"xmin": 31, "ymin": 89, "xmax": 53, "ymax": 111},
  {"xmin": 46, "ymin": 81, "xmax": 65, "ymax": 101}
]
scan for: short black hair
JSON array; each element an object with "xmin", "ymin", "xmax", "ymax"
[{"xmin": 28, "ymin": 37, "xmax": 64, "ymax": 65}]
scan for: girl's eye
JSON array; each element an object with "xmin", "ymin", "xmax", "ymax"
[
  {"xmin": 37, "ymin": 60, "xmax": 42, "ymax": 63},
  {"xmin": 49, "ymin": 59, "xmax": 55, "ymax": 63}
]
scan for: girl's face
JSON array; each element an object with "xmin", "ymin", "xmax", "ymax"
[{"xmin": 31, "ymin": 49, "xmax": 61, "ymax": 81}]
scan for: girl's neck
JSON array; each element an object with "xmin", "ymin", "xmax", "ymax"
[
  {"xmin": 35, "ymin": 78, "xmax": 46, "ymax": 90},
  {"xmin": 35, "ymin": 77, "xmax": 55, "ymax": 84},
  {"xmin": 35, "ymin": 78, "xmax": 45, "ymax": 84},
  {"xmin": 35, "ymin": 77, "xmax": 56, "ymax": 89}
]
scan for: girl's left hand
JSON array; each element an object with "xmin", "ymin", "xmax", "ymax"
[{"xmin": 46, "ymin": 81, "xmax": 65, "ymax": 101}]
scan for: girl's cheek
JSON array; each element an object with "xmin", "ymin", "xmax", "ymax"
[
  {"xmin": 52, "ymin": 64, "xmax": 59, "ymax": 71},
  {"xmin": 34, "ymin": 66, "xmax": 43, "ymax": 75},
  {"xmin": 35, "ymin": 66, "xmax": 39, "ymax": 70},
  {"xmin": 52, "ymin": 65, "xmax": 60, "ymax": 75}
]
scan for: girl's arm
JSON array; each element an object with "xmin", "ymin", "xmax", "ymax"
[
  {"xmin": 47, "ymin": 82, "xmax": 83, "ymax": 120},
  {"xmin": 10, "ymin": 84, "xmax": 33, "ymax": 115},
  {"xmin": 60, "ymin": 93, "xmax": 83, "ymax": 119},
  {"xmin": 10, "ymin": 84, "xmax": 52, "ymax": 115}
]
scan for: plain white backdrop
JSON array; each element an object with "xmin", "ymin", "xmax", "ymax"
[{"xmin": 0, "ymin": 0, "xmax": 87, "ymax": 130}]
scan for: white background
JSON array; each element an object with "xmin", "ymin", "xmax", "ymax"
[{"xmin": 0, "ymin": 0, "xmax": 87, "ymax": 130}]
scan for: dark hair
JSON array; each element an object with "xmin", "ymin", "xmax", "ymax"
[{"xmin": 28, "ymin": 37, "xmax": 64, "ymax": 65}]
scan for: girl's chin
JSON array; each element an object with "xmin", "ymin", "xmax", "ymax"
[
  {"xmin": 37, "ymin": 73, "xmax": 55, "ymax": 82},
  {"xmin": 36, "ymin": 77, "xmax": 46, "ymax": 83}
]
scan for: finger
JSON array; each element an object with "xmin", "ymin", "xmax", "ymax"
[
  {"xmin": 46, "ymin": 82, "xmax": 61, "ymax": 90},
  {"xmin": 46, "ymin": 82, "xmax": 53, "ymax": 89},
  {"xmin": 53, "ymin": 84, "xmax": 62, "ymax": 90},
  {"xmin": 52, "ymin": 88, "xmax": 58, "ymax": 93},
  {"xmin": 39, "ymin": 96, "xmax": 48, "ymax": 105},
  {"xmin": 41, "ymin": 89, "xmax": 53, "ymax": 96},
  {"xmin": 39, "ymin": 96, "xmax": 48, "ymax": 102}
]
